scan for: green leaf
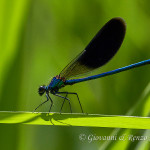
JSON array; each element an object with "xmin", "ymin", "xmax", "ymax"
[{"xmin": 0, "ymin": 111, "xmax": 149, "ymax": 129}]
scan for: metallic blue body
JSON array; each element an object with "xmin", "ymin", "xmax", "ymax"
[
  {"xmin": 48, "ymin": 76, "xmax": 65, "ymax": 93},
  {"xmin": 65, "ymin": 59, "xmax": 150, "ymax": 85}
]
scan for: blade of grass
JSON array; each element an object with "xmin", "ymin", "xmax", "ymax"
[
  {"xmin": 0, "ymin": 111, "xmax": 149, "ymax": 129},
  {"xmin": 0, "ymin": 0, "xmax": 30, "ymax": 95}
]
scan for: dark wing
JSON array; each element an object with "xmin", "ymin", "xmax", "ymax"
[{"xmin": 59, "ymin": 17, "xmax": 126, "ymax": 79}]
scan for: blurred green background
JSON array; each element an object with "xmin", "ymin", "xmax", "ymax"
[{"xmin": 0, "ymin": 0, "xmax": 150, "ymax": 150}]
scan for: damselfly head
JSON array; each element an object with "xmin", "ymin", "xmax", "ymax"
[{"xmin": 38, "ymin": 85, "xmax": 46, "ymax": 96}]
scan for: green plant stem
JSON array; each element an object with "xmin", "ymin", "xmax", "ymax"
[{"xmin": 0, "ymin": 111, "xmax": 149, "ymax": 129}]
